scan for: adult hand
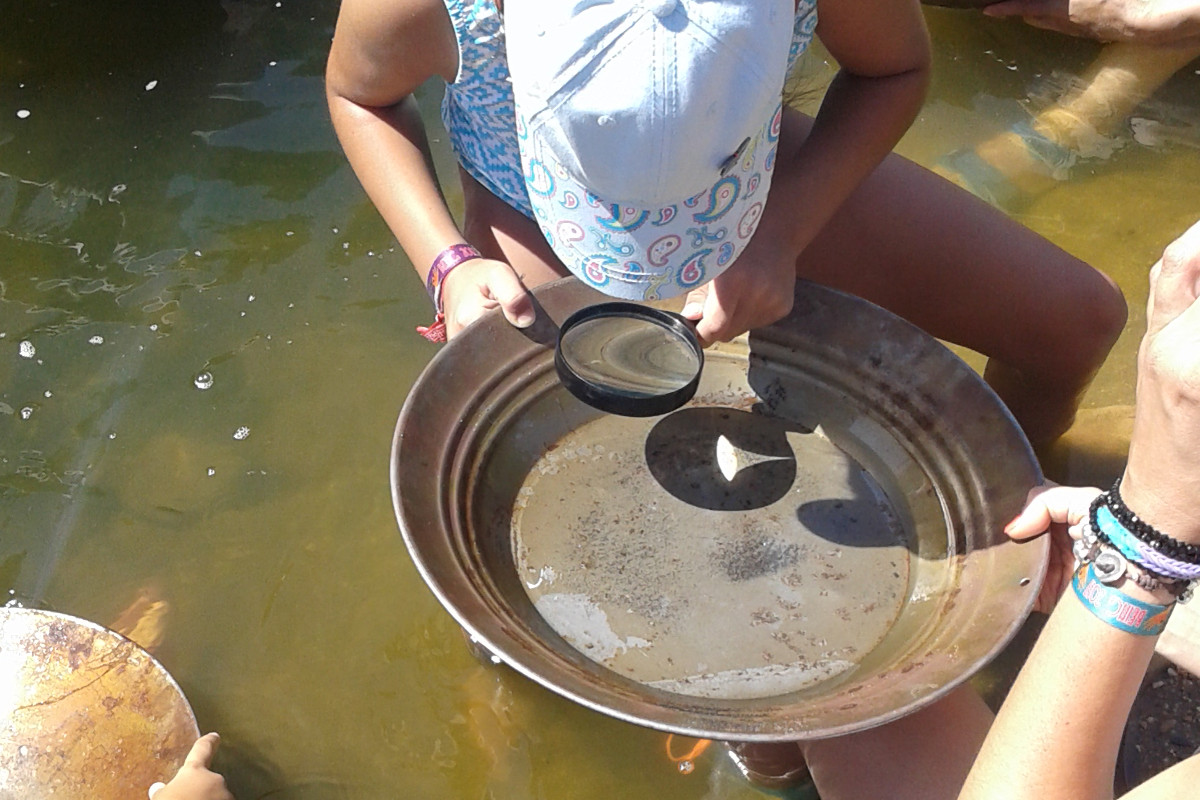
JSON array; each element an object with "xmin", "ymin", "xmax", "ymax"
[
  {"xmin": 679, "ymin": 234, "xmax": 799, "ymax": 346},
  {"xmin": 1141, "ymin": 217, "xmax": 1200, "ymax": 399},
  {"xmin": 1004, "ymin": 484, "xmax": 1102, "ymax": 613},
  {"xmin": 148, "ymin": 733, "xmax": 234, "ymax": 800},
  {"xmin": 440, "ymin": 257, "xmax": 536, "ymax": 339},
  {"xmin": 981, "ymin": 0, "xmax": 1197, "ymax": 44},
  {"xmin": 1121, "ymin": 218, "xmax": 1200, "ymax": 541}
]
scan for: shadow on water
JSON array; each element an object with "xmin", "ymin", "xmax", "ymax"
[{"xmin": 175, "ymin": 704, "xmax": 356, "ymax": 800}]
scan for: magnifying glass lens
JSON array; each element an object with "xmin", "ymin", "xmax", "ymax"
[
  {"xmin": 560, "ymin": 315, "xmax": 699, "ymax": 398},
  {"xmin": 555, "ymin": 303, "xmax": 704, "ymax": 417}
]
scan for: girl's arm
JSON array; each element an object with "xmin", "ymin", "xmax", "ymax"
[
  {"xmin": 326, "ymin": 0, "xmax": 533, "ymax": 338},
  {"xmin": 959, "ymin": 218, "xmax": 1200, "ymax": 800},
  {"xmin": 685, "ymin": 0, "xmax": 931, "ymax": 344},
  {"xmin": 771, "ymin": 0, "xmax": 932, "ymax": 257}
]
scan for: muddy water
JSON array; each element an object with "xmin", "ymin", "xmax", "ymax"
[
  {"xmin": 0, "ymin": 2, "xmax": 1197, "ymax": 797},
  {"xmin": 514, "ymin": 406, "xmax": 908, "ymax": 701}
]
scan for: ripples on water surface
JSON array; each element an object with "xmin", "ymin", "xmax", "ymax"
[{"xmin": 0, "ymin": 2, "xmax": 1197, "ymax": 797}]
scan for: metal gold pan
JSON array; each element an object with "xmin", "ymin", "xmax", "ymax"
[
  {"xmin": 0, "ymin": 606, "xmax": 199, "ymax": 799},
  {"xmin": 391, "ymin": 277, "xmax": 1047, "ymax": 740}
]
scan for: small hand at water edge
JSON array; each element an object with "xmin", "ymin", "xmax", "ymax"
[{"xmin": 148, "ymin": 733, "xmax": 234, "ymax": 800}]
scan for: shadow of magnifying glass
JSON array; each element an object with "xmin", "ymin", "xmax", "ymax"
[{"xmin": 644, "ymin": 406, "xmax": 808, "ymax": 511}]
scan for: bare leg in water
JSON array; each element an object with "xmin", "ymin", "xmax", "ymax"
[
  {"xmin": 801, "ymin": 685, "xmax": 995, "ymax": 799},
  {"xmin": 778, "ymin": 109, "xmax": 1126, "ymax": 448},
  {"xmin": 936, "ymin": 42, "xmax": 1200, "ymax": 206}
]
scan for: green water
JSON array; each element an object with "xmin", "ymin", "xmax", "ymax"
[{"xmin": 0, "ymin": 2, "xmax": 1197, "ymax": 797}]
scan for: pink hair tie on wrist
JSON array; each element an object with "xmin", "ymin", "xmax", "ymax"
[{"xmin": 418, "ymin": 243, "xmax": 483, "ymax": 343}]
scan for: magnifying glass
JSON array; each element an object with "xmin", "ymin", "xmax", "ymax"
[{"xmin": 555, "ymin": 302, "xmax": 704, "ymax": 417}]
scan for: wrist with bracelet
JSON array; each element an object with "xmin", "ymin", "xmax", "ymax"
[
  {"xmin": 1068, "ymin": 477, "xmax": 1200, "ymax": 635},
  {"xmin": 1073, "ymin": 506, "xmax": 1189, "ymax": 601},
  {"xmin": 1108, "ymin": 476, "xmax": 1200, "ymax": 563},
  {"xmin": 415, "ymin": 243, "xmax": 484, "ymax": 343},
  {"xmin": 1071, "ymin": 562, "xmax": 1175, "ymax": 637},
  {"xmin": 1092, "ymin": 502, "xmax": 1200, "ymax": 589}
]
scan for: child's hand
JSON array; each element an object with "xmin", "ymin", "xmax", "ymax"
[
  {"xmin": 441, "ymin": 257, "xmax": 536, "ymax": 339},
  {"xmin": 148, "ymin": 733, "xmax": 234, "ymax": 800},
  {"xmin": 1004, "ymin": 484, "xmax": 1101, "ymax": 613},
  {"xmin": 679, "ymin": 234, "xmax": 799, "ymax": 346}
]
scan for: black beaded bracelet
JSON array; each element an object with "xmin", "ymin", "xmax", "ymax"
[
  {"xmin": 1088, "ymin": 493, "xmax": 1190, "ymax": 592},
  {"xmin": 1108, "ymin": 477, "xmax": 1200, "ymax": 565}
]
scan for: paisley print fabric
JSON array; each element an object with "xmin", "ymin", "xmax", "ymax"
[{"xmin": 440, "ymin": 0, "xmax": 818, "ymax": 298}]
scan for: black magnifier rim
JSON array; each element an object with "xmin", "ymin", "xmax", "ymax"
[{"xmin": 554, "ymin": 302, "xmax": 704, "ymax": 417}]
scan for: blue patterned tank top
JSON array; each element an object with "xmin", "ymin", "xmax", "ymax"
[{"xmin": 440, "ymin": 0, "xmax": 819, "ymax": 219}]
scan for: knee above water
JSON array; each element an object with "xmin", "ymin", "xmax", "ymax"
[
  {"xmin": 1088, "ymin": 276, "xmax": 1129, "ymax": 349},
  {"xmin": 1064, "ymin": 275, "xmax": 1128, "ymax": 373}
]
